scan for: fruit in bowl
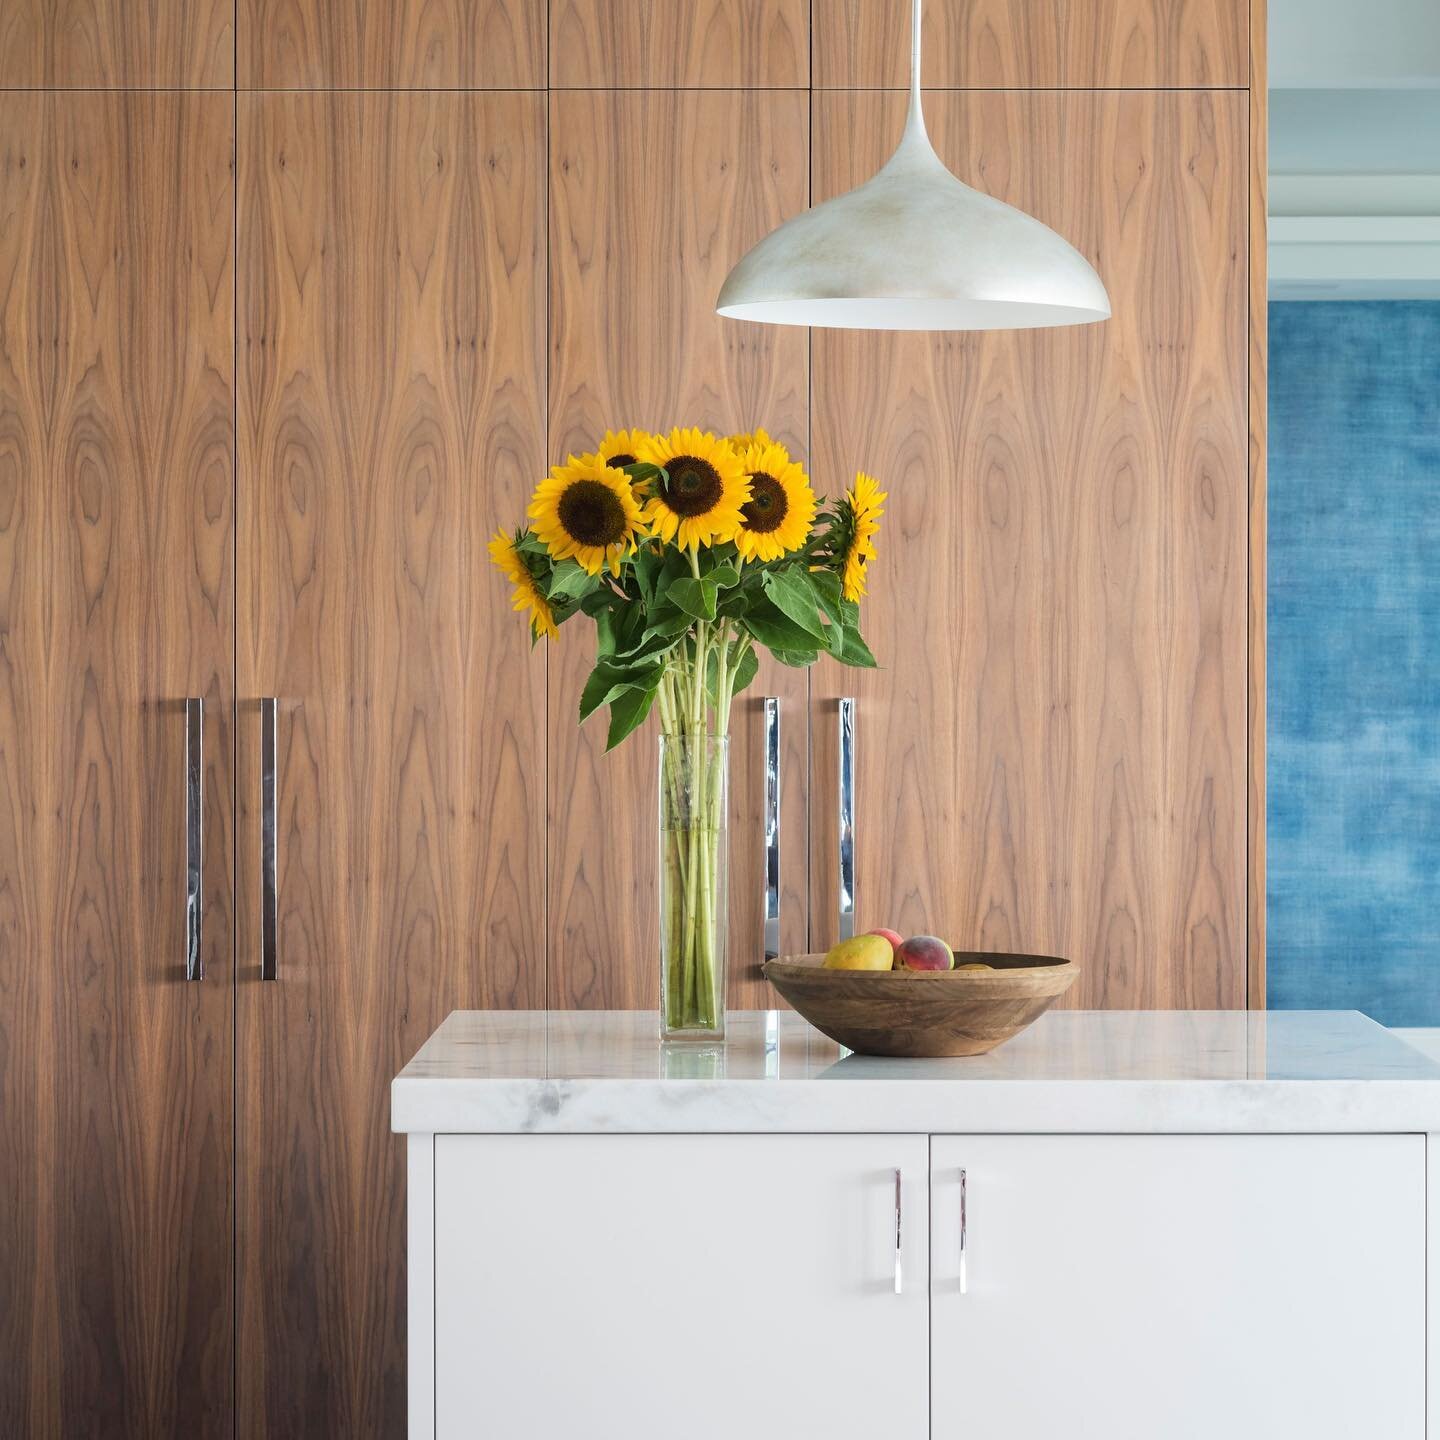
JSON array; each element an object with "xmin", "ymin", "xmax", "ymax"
[
  {"xmin": 818, "ymin": 930, "xmax": 997, "ymax": 975},
  {"xmin": 895, "ymin": 934, "xmax": 954, "ymax": 972},
  {"xmin": 823, "ymin": 929, "xmax": 957, "ymax": 972},
  {"xmin": 765, "ymin": 945, "xmax": 1079, "ymax": 1057},
  {"xmin": 821, "ymin": 934, "xmax": 895, "ymax": 971}
]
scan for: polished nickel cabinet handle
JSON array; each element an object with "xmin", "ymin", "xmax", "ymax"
[
  {"xmin": 893, "ymin": 1167, "xmax": 903, "ymax": 1295},
  {"xmin": 185, "ymin": 697, "xmax": 203, "ymax": 981},
  {"xmin": 959, "ymin": 1168, "xmax": 969, "ymax": 1294},
  {"xmin": 260, "ymin": 697, "xmax": 278, "ymax": 981},
  {"xmin": 838, "ymin": 698, "xmax": 856, "ymax": 942},
  {"xmin": 763, "ymin": 696, "xmax": 780, "ymax": 962}
]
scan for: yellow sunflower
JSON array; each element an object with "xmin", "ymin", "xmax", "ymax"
[
  {"xmin": 734, "ymin": 440, "xmax": 816, "ymax": 563},
  {"xmin": 488, "ymin": 530, "xmax": 558, "ymax": 641},
  {"xmin": 528, "ymin": 456, "xmax": 647, "ymax": 577},
  {"xmin": 839, "ymin": 471, "xmax": 887, "ymax": 601},
  {"xmin": 636, "ymin": 427, "xmax": 752, "ymax": 550},
  {"xmin": 727, "ymin": 426, "xmax": 771, "ymax": 455},
  {"xmin": 596, "ymin": 428, "xmax": 651, "ymax": 476}
]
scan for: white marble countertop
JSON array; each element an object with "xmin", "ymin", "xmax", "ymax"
[{"xmin": 391, "ymin": 1009, "xmax": 1440, "ymax": 1135}]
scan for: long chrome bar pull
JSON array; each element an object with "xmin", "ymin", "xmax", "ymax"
[
  {"xmin": 893, "ymin": 1168, "xmax": 903, "ymax": 1295},
  {"xmin": 763, "ymin": 697, "xmax": 780, "ymax": 962},
  {"xmin": 185, "ymin": 697, "xmax": 204, "ymax": 981},
  {"xmin": 838, "ymin": 697, "xmax": 856, "ymax": 942},
  {"xmin": 959, "ymin": 1168, "xmax": 969, "ymax": 1295},
  {"xmin": 260, "ymin": 697, "xmax": 279, "ymax": 981}
]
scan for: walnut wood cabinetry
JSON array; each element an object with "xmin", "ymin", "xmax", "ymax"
[{"xmin": 0, "ymin": 1, "xmax": 1265, "ymax": 1433}]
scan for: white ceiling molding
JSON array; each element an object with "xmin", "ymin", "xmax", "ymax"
[
  {"xmin": 1267, "ymin": 58, "xmax": 1440, "ymax": 295},
  {"xmin": 1270, "ymin": 216, "xmax": 1440, "ymax": 300},
  {"xmin": 1270, "ymin": 174, "xmax": 1440, "ymax": 219}
]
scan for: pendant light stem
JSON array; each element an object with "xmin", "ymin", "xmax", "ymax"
[{"xmin": 903, "ymin": 0, "xmax": 928, "ymax": 143}]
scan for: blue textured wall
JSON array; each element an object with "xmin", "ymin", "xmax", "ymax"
[{"xmin": 1267, "ymin": 301, "xmax": 1440, "ymax": 1025}]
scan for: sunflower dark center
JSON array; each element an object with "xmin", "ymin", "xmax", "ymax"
[
  {"xmin": 663, "ymin": 456, "xmax": 723, "ymax": 516},
  {"xmin": 605, "ymin": 452, "xmax": 637, "ymax": 471},
  {"xmin": 740, "ymin": 472, "xmax": 788, "ymax": 534},
  {"xmin": 558, "ymin": 479, "xmax": 628, "ymax": 547}
]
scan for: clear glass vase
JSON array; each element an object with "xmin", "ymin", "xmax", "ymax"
[{"xmin": 658, "ymin": 734, "xmax": 728, "ymax": 1041}]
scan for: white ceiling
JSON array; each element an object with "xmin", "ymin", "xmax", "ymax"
[
  {"xmin": 1270, "ymin": 0, "xmax": 1440, "ymax": 88},
  {"xmin": 1269, "ymin": 0, "xmax": 1440, "ymax": 299}
]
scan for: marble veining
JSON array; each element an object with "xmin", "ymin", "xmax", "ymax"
[{"xmin": 392, "ymin": 1010, "xmax": 1440, "ymax": 1136}]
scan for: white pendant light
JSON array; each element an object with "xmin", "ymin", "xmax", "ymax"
[{"xmin": 715, "ymin": 0, "xmax": 1111, "ymax": 331}]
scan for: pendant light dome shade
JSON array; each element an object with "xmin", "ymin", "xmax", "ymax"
[{"xmin": 715, "ymin": 0, "xmax": 1111, "ymax": 332}]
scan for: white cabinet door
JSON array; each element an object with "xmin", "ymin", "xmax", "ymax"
[
  {"xmin": 931, "ymin": 1134, "xmax": 1425, "ymax": 1439},
  {"xmin": 434, "ymin": 1134, "xmax": 928, "ymax": 1440}
]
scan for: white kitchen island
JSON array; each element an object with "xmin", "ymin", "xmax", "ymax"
[{"xmin": 393, "ymin": 1010, "xmax": 1440, "ymax": 1440}]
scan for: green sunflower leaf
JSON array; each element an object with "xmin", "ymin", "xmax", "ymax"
[
  {"xmin": 606, "ymin": 683, "xmax": 657, "ymax": 751},
  {"xmin": 547, "ymin": 560, "xmax": 600, "ymax": 602},
  {"xmin": 580, "ymin": 656, "xmax": 662, "ymax": 723},
  {"xmin": 668, "ymin": 575, "xmax": 718, "ymax": 622},
  {"xmin": 728, "ymin": 644, "xmax": 760, "ymax": 697},
  {"xmin": 740, "ymin": 601, "xmax": 821, "ymax": 654},
  {"xmin": 612, "ymin": 627, "xmax": 678, "ymax": 666},
  {"xmin": 760, "ymin": 568, "xmax": 828, "ymax": 642},
  {"xmin": 771, "ymin": 646, "xmax": 820, "ymax": 668},
  {"xmin": 809, "ymin": 567, "xmax": 844, "ymax": 614},
  {"xmin": 835, "ymin": 626, "xmax": 878, "ymax": 669},
  {"xmin": 596, "ymin": 602, "xmax": 649, "ymax": 659},
  {"xmin": 630, "ymin": 546, "xmax": 656, "ymax": 604},
  {"xmin": 807, "ymin": 569, "xmax": 848, "ymax": 656},
  {"xmin": 594, "ymin": 607, "xmax": 619, "ymax": 657},
  {"xmin": 641, "ymin": 608, "xmax": 695, "ymax": 643}
]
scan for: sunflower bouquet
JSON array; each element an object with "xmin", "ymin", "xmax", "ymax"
[{"xmin": 490, "ymin": 425, "xmax": 885, "ymax": 1037}]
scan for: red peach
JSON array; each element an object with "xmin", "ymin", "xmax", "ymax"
[
  {"xmin": 866, "ymin": 927, "xmax": 905, "ymax": 955},
  {"xmin": 896, "ymin": 935, "xmax": 955, "ymax": 971}
]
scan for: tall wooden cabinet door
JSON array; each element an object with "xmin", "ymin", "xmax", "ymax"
[
  {"xmin": 810, "ymin": 90, "xmax": 1249, "ymax": 1008},
  {"xmin": 931, "ymin": 1135, "xmax": 1426, "ymax": 1437},
  {"xmin": 434, "ymin": 1135, "xmax": 930, "ymax": 1440},
  {"xmin": 0, "ymin": 93, "xmax": 235, "ymax": 1437},
  {"xmin": 235, "ymin": 92, "xmax": 547, "ymax": 1438}
]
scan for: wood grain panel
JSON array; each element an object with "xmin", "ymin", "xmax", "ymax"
[
  {"xmin": 549, "ymin": 0, "xmax": 808, "ymax": 86},
  {"xmin": 0, "ymin": 0, "xmax": 232, "ymax": 86},
  {"xmin": 548, "ymin": 90, "xmax": 809, "ymax": 1010},
  {"xmin": 239, "ymin": 0, "xmax": 545, "ymax": 89},
  {"xmin": 810, "ymin": 89, "xmax": 1248, "ymax": 1009},
  {"xmin": 1247, "ymin": 0, "xmax": 1266, "ymax": 1006},
  {"xmin": 236, "ymin": 91, "xmax": 546, "ymax": 1438},
  {"xmin": 813, "ymin": 0, "xmax": 1247, "ymax": 88},
  {"xmin": 0, "ymin": 91, "xmax": 234, "ymax": 1437}
]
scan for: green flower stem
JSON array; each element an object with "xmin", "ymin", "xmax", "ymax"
[
  {"xmin": 682, "ymin": 624, "xmax": 707, "ymax": 997},
  {"xmin": 660, "ymin": 580, "xmax": 735, "ymax": 1033}
]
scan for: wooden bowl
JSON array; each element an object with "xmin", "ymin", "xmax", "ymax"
[{"xmin": 762, "ymin": 951, "xmax": 1079, "ymax": 1057}]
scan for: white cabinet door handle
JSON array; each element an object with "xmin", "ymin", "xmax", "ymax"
[
  {"xmin": 893, "ymin": 1167, "xmax": 903, "ymax": 1295},
  {"xmin": 959, "ymin": 1168, "xmax": 968, "ymax": 1295}
]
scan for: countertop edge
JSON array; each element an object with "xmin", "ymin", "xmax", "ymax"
[{"xmin": 390, "ymin": 1075, "xmax": 1440, "ymax": 1136}]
